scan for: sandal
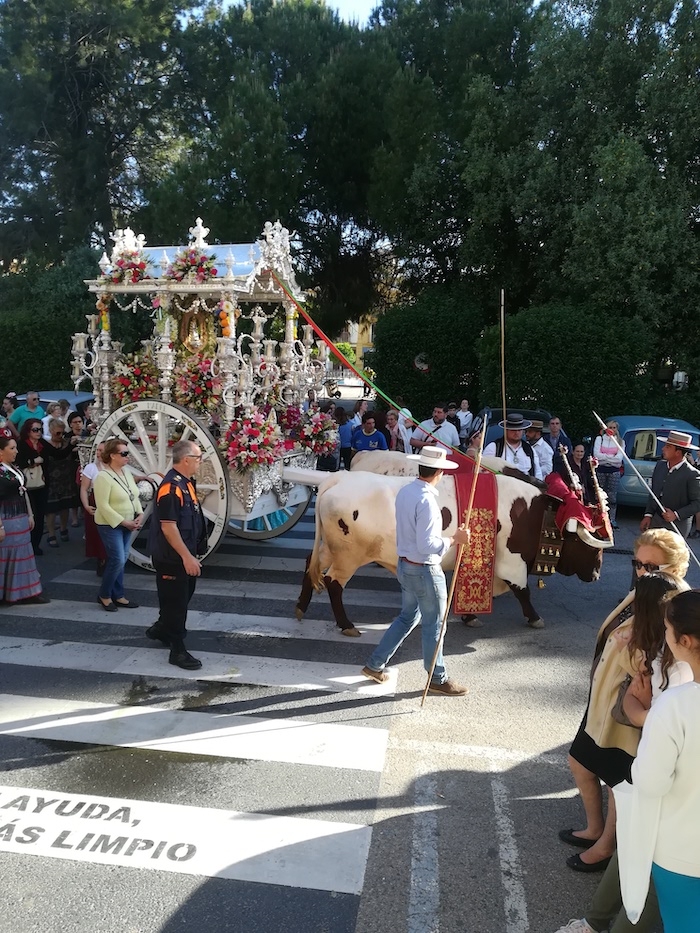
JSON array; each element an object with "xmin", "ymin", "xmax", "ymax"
[
  {"xmin": 47, "ymin": 536, "xmax": 59, "ymax": 548},
  {"xmin": 60, "ymin": 530, "xmax": 69, "ymax": 542}
]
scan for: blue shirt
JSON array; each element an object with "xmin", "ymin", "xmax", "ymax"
[
  {"xmin": 338, "ymin": 422, "xmax": 354, "ymax": 448},
  {"xmin": 10, "ymin": 403, "xmax": 46, "ymax": 431},
  {"xmin": 352, "ymin": 429, "xmax": 388, "ymax": 452},
  {"xmin": 395, "ymin": 478, "xmax": 450, "ymax": 565}
]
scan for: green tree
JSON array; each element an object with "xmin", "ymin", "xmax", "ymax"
[
  {"xmin": 0, "ymin": 0, "xmax": 193, "ymax": 264},
  {"xmin": 137, "ymin": 0, "xmax": 397, "ymax": 333},
  {"xmin": 369, "ymin": 0, "xmax": 534, "ymax": 307},
  {"xmin": 333, "ymin": 342, "xmax": 356, "ymax": 365},
  {"xmin": 477, "ymin": 302, "xmax": 656, "ymax": 439},
  {"xmin": 372, "ymin": 282, "xmax": 484, "ymax": 417},
  {"xmin": 0, "ymin": 247, "xmax": 153, "ymax": 396}
]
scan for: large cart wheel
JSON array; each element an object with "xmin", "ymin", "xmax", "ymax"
[
  {"xmin": 227, "ymin": 492, "xmax": 312, "ymax": 540},
  {"xmin": 95, "ymin": 399, "xmax": 230, "ymax": 570}
]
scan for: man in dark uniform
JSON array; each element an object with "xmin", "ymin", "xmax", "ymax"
[
  {"xmin": 146, "ymin": 439, "xmax": 208, "ymax": 670},
  {"xmin": 640, "ymin": 430, "xmax": 700, "ymax": 538}
]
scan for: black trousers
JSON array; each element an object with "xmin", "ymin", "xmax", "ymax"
[
  {"xmin": 27, "ymin": 487, "xmax": 47, "ymax": 553},
  {"xmin": 153, "ymin": 561, "xmax": 197, "ymax": 643}
]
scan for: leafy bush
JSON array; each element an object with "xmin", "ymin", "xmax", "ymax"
[
  {"xmin": 333, "ymin": 341, "xmax": 356, "ymax": 365},
  {"xmin": 0, "ymin": 247, "xmax": 153, "ymax": 396},
  {"xmin": 372, "ymin": 283, "xmax": 485, "ymax": 418},
  {"xmin": 478, "ymin": 303, "xmax": 656, "ymax": 439}
]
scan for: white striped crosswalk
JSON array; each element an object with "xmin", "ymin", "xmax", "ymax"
[
  {"xmin": 0, "ymin": 503, "xmax": 402, "ymax": 911},
  {"xmin": 0, "ymin": 634, "xmax": 398, "ymax": 692}
]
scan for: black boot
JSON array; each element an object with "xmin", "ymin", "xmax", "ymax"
[
  {"xmin": 145, "ymin": 623, "xmax": 170, "ymax": 647},
  {"xmin": 168, "ymin": 641, "xmax": 202, "ymax": 670}
]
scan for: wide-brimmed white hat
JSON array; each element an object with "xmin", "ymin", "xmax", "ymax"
[
  {"xmin": 657, "ymin": 430, "xmax": 700, "ymax": 451},
  {"xmin": 407, "ymin": 445, "xmax": 459, "ymax": 470}
]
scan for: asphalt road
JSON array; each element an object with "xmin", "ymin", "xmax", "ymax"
[{"xmin": 0, "ymin": 502, "xmax": 692, "ymax": 933}]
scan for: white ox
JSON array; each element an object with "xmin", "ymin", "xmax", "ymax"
[{"xmin": 293, "ymin": 452, "xmax": 603, "ymax": 634}]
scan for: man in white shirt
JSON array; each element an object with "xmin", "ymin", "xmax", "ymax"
[
  {"xmin": 456, "ymin": 399, "xmax": 473, "ymax": 451},
  {"xmin": 361, "ymin": 446, "xmax": 469, "ymax": 696},
  {"xmin": 410, "ymin": 403, "xmax": 460, "ymax": 453},
  {"xmin": 484, "ymin": 413, "xmax": 541, "ymax": 480},
  {"xmin": 526, "ymin": 419, "xmax": 554, "ymax": 479}
]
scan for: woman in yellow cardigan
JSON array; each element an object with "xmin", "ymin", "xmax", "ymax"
[
  {"xmin": 93, "ymin": 437, "xmax": 143, "ymax": 612},
  {"xmin": 560, "ymin": 529, "xmax": 688, "ymax": 873}
]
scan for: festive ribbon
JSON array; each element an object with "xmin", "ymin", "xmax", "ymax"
[{"xmin": 267, "ymin": 269, "xmax": 487, "ymax": 463}]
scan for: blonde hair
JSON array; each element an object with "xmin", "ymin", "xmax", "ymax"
[
  {"xmin": 635, "ymin": 528, "xmax": 690, "ymax": 580},
  {"xmin": 605, "ymin": 420, "xmax": 622, "ymax": 444}
]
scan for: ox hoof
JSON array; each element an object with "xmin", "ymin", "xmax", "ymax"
[
  {"xmin": 295, "ymin": 607, "xmax": 304, "ymax": 622},
  {"xmin": 341, "ymin": 626, "xmax": 361, "ymax": 638},
  {"xmin": 462, "ymin": 615, "xmax": 484, "ymax": 628},
  {"xmin": 526, "ymin": 618, "xmax": 545, "ymax": 630}
]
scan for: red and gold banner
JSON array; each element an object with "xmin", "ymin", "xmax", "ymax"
[{"xmin": 450, "ymin": 458, "xmax": 498, "ymax": 615}]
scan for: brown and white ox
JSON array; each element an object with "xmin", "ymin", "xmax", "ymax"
[{"xmin": 293, "ymin": 451, "xmax": 603, "ymax": 635}]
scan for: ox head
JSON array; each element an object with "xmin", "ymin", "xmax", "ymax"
[{"xmin": 506, "ymin": 492, "xmax": 603, "ymax": 583}]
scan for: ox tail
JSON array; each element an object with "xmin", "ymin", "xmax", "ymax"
[{"xmin": 307, "ymin": 473, "xmax": 343, "ymax": 591}]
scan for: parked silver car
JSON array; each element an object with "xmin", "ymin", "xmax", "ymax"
[{"xmin": 609, "ymin": 415, "xmax": 700, "ymax": 507}]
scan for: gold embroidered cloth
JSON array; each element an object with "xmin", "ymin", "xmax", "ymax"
[{"xmin": 451, "ymin": 464, "xmax": 498, "ymax": 615}]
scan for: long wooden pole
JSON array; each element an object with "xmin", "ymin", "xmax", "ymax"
[
  {"xmin": 500, "ymin": 289, "xmax": 507, "ymax": 421},
  {"xmin": 420, "ymin": 418, "xmax": 489, "ymax": 707}
]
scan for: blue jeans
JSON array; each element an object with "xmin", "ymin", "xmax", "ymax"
[
  {"xmin": 96, "ymin": 524, "xmax": 132, "ymax": 601},
  {"xmin": 366, "ymin": 559, "xmax": 447, "ymax": 683}
]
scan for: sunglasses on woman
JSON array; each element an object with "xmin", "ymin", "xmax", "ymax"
[{"xmin": 631, "ymin": 559, "xmax": 671, "ymax": 573}]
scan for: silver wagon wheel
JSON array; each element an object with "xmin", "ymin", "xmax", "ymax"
[
  {"xmin": 227, "ymin": 492, "xmax": 313, "ymax": 540},
  {"xmin": 95, "ymin": 399, "xmax": 230, "ymax": 570}
]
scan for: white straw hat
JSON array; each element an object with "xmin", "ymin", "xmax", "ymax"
[
  {"xmin": 657, "ymin": 430, "xmax": 699, "ymax": 450},
  {"xmin": 407, "ymin": 445, "xmax": 459, "ymax": 470}
]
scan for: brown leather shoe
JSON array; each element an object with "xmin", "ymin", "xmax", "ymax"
[
  {"xmin": 361, "ymin": 665, "xmax": 389, "ymax": 684},
  {"xmin": 428, "ymin": 678, "xmax": 468, "ymax": 696}
]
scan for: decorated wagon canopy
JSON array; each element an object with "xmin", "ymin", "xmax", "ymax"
[
  {"xmin": 92, "ymin": 217, "xmax": 304, "ymax": 302},
  {"xmin": 78, "ymin": 218, "xmax": 328, "ymax": 425}
]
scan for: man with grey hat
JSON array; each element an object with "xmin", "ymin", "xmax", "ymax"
[
  {"xmin": 484, "ymin": 413, "xmax": 542, "ymax": 479},
  {"xmin": 361, "ymin": 446, "xmax": 470, "ymax": 696},
  {"xmin": 526, "ymin": 419, "xmax": 554, "ymax": 478},
  {"xmin": 640, "ymin": 430, "xmax": 700, "ymax": 537}
]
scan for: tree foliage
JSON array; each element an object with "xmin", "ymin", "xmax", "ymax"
[
  {"xmin": 0, "ymin": 248, "xmax": 151, "ymax": 395},
  {"xmin": 372, "ymin": 283, "xmax": 484, "ymax": 418},
  {"xmin": 478, "ymin": 303, "xmax": 656, "ymax": 440},
  {"xmin": 0, "ymin": 0, "xmax": 194, "ymax": 266},
  {"xmin": 2, "ymin": 0, "xmax": 700, "ymax": 420}
]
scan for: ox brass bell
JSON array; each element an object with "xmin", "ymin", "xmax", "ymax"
[{"xmin": 537, "ymin": 578, "xmax": 546, "ymax": 589}]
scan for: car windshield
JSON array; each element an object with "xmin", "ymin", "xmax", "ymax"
[{"xmin": 624, "ymin": 429, "xmax": 700, "ymax": 461}]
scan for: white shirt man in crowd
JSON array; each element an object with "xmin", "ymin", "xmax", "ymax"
[
  {"xmin": 484, "ymin": 413, "xmax": 541, "ymax": 479},
  {"xmin": 526, "ymin": 419, "xmax": 554, "ymax": 479},
  {"xmin": 410, "ymin": 403, "xmax": 460, "ymax": 453},
  {"xmin": 456, "ymin": 399, "xmax": 473, "ymax": 451}
]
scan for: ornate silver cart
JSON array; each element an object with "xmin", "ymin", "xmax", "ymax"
[{"xmin": 75, "ymin": 219, "xmax": 330, "ymax": 569}]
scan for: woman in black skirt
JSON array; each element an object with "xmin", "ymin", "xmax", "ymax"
[{"xmin": 560, "ymin": 529, "xmax": 689, "ymax": 873}]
